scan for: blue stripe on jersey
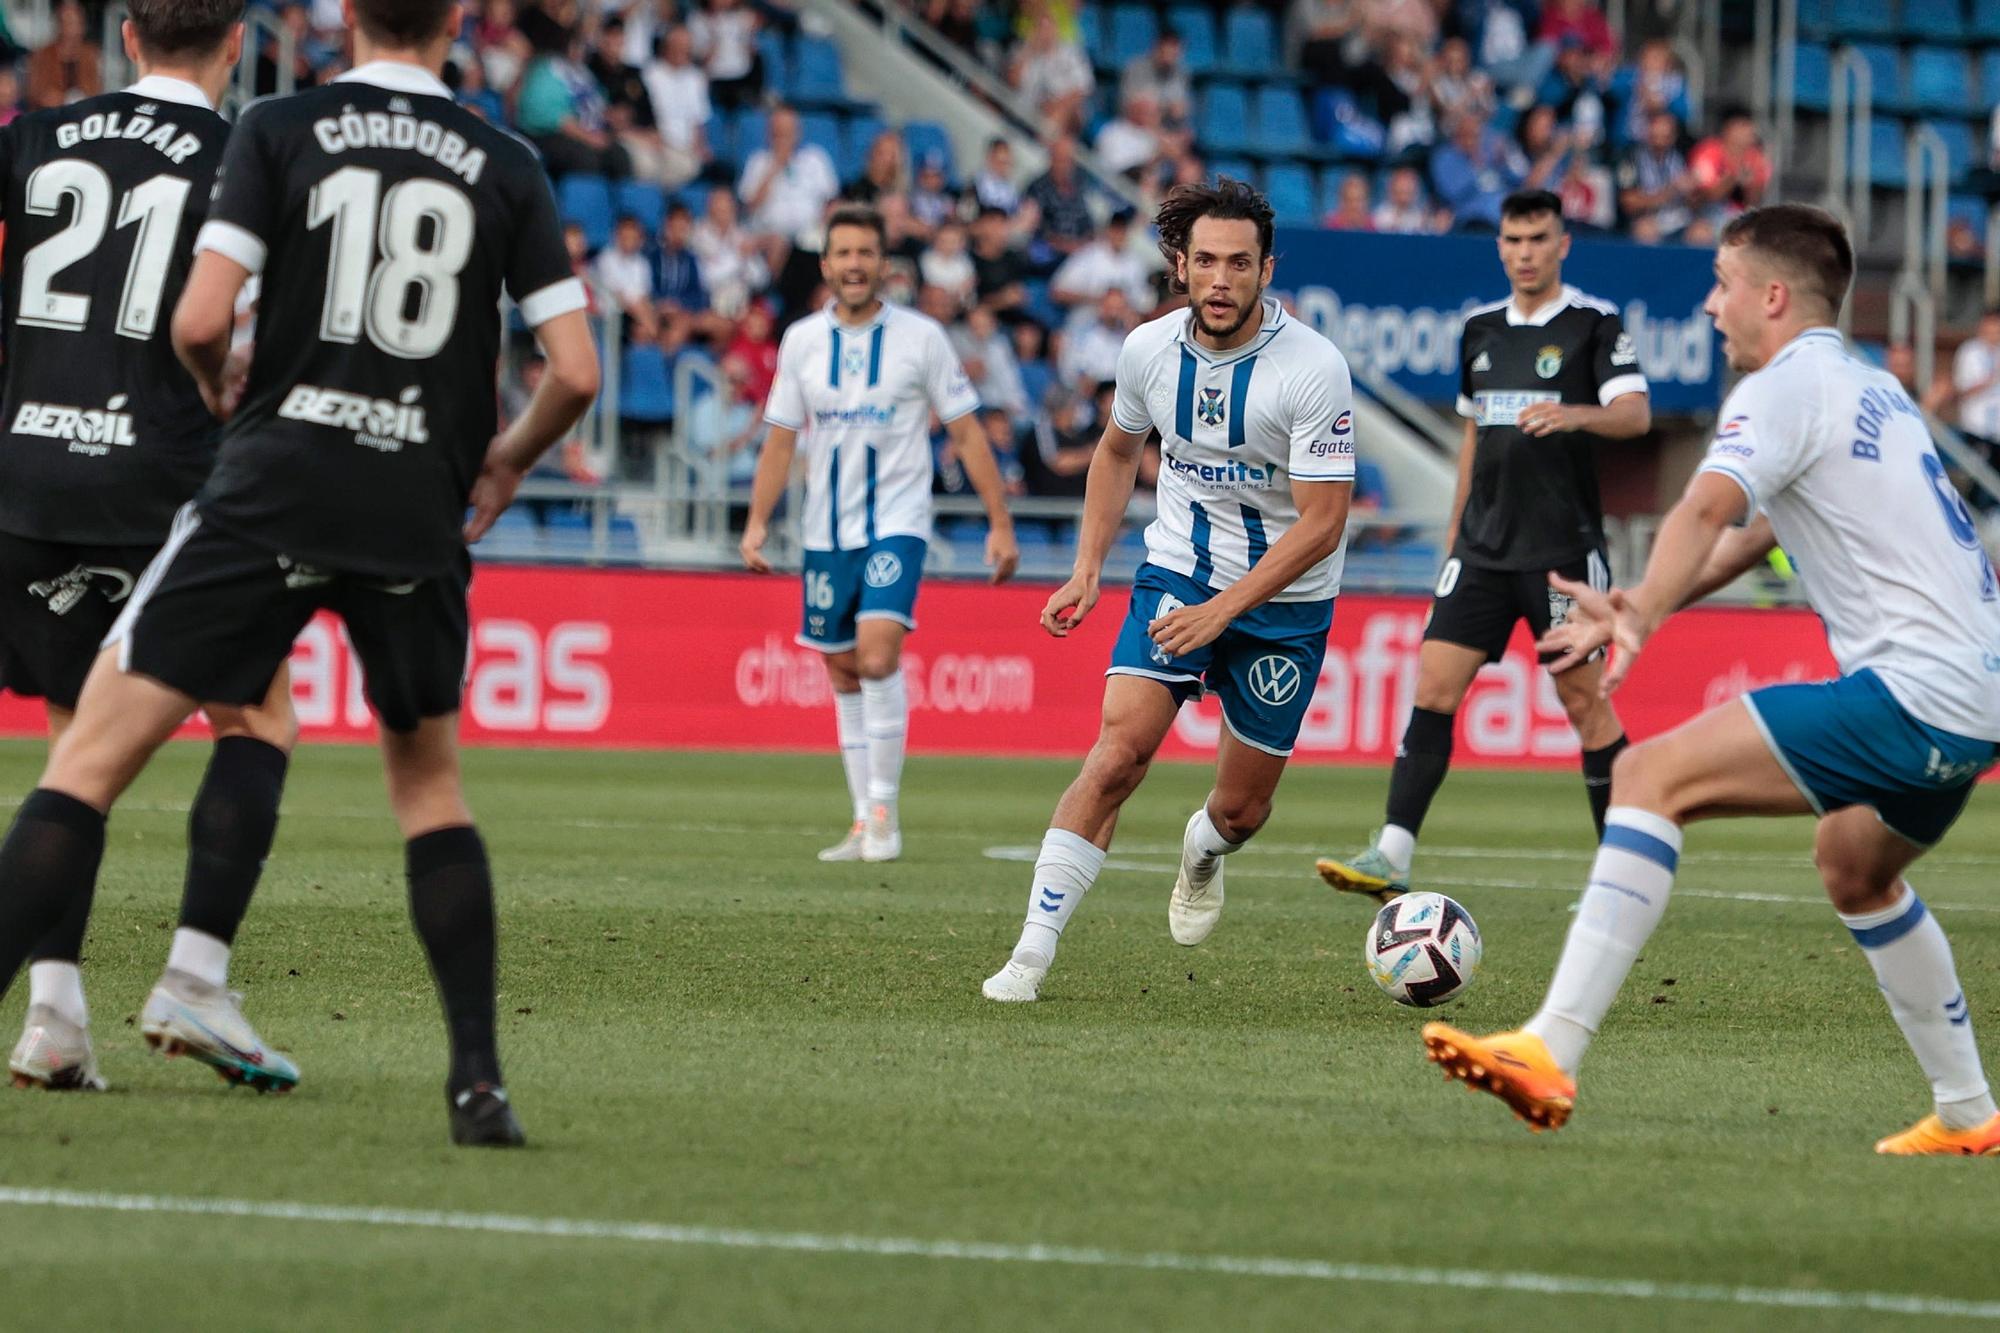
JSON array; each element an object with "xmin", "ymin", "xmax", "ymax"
[
  {"xmin": 1241, "ymin": 504, "xmax": 1268, "ymax": 567},
  {"xmin": 828, "ymin": 445, "xmax": 842, "ymax": 551},
  {"xmin": 1227, "ymin": 357, "xmax": 1256, "ymax": 448},
  {"xmin": 1189, "ymin": 502, "xmax": 1213, "ymax": 587},
  {"xmin": 865, "ymin": 446, "xmax": 879, "ymax": 543},
  {"xmin": 1175, "ymin": 347, "xmax": 1197, "ymax": 442},
  {"xmin": 867, "ymin": 326, "xmax": 884, "ymax": 388},
  {"xmin": 829, "ymin": 329, "xmax": 843, "ymax": 388}
]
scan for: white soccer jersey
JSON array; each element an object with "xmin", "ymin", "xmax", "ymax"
[
  {"xmin": 1698, "ymin": 327, "xmax": 2000, "ymax": 740},
  {"xmin": 1112, "ymin": 299, "xmax": 1356, "ymax": 602},
  {"xmin": 765, "ymin": 301, "xmax": 980, "ymax": 551}
]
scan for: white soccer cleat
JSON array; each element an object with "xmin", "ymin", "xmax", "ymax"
[
  {"xmin": 982, "ymin": 959, "xmax": 1046, "ymax": 1002},
  {"xmin": 140, "ymin": 969, "xmax": 299, "ymax": 1094},
  {"xmin": 861, "ymin": 802, "xmax": 901, "ymax": 862},
  {"xmin": 818, "ymin": 821, "xmax": 867, "ymax": 862},
  {"xmin": 1169, "ymin": 810, "xmax": 1225, "ymax": 946},
  {"xmin": 8, "ymin": 1004, "xmax": 107, "ymax": 1091}
]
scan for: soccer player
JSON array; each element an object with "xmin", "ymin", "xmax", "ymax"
[
  {"xmin": 983, "ymin": 179, "xmax": 1356, "ymax": 1003},
  {"xmin": 0, "ymin": 0, "xmax": 303, "ymax": 1094},
  {"xmin": 1425, "ymin": 205, "xmax": 2000, "ymax": 1155},
  {"xmin": 0, "ymin": 0, "xmax": 600, "ymax": 1146},
  {"xmin": 1316, "ymin": 189, "xmax": 1650, "ymax": 903},
  {"xmin": 739, "ymin": 204, "xmax": 1018, "ymax": 863}
]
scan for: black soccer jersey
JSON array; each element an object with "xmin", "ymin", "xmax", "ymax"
[
  {"xmin": 0, "ymin": 78, "xmax": 230, "ymax": 545},
  {"xmin": 1454, "ymin": 286, "xmax": 1648, "ymax": 572},
  {"xmin": 193, "ymin": 62, "xmax": 584, "ymax": 580}
]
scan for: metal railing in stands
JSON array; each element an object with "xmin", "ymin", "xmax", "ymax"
[
  {"xmin": 1906, "ymin": 125, "xmax": 1949, "ymax": 307},
  {"xmin": 1824, "ymin": 46, "xmax": 1873, "ymax": 331},
  {"xmin": 1987, "ymin": 207, "xmax": 2000, "ymax": 310},
  {"xmin": 1770, "ymin": 0, "xmax": 1798, "ymax": 179}
]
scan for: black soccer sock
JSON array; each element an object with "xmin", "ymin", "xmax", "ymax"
[
  {"xmin": 27, "ymin": 867, "xmax": 92, "ymax": 964},
  {"xmin": 1384, "ymin": 707, "xmax": 1456, "ymax": 837},
  {"xmin": 1582, "ymin": 735, "xmax": 1629, "ymax": 839},
  {"xmin": 178, "ymin": 737, "xmax": 290, "ymax": 945},
  {"xmin": 0, "ymin": 789, "xmax": 107, "ymax": 996},
  {"xmin": 407, "ymin": 825, "xmax": 503, "ymax": 1094}
]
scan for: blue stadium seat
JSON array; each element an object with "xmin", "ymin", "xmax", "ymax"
[
  {"xmin": 556, "ymin": 175, "xmax": 616, "ymax": 251},
  {"xmin": 1901, "ymin": 0, "xmax": 1964, "ymax": 40},
  {"xmin": 481, "ymin": 508, "xmax": 541, "ymax": 560},
  {"xmin": 1908, "ymin": 47, "xmax": 1972, "ymax": 114},
  {"xmin": 1976, "ymin": 0, "xmax": 2000, "ymax": 35},
  {"xmin": 621, "ymin": 345, "xmax": 676, "ymax": 424},
  {"xmin": 1264, "ymin": 163, "xmax": 1316, "ymax": 225},
  {"xmin": 730, "ymin": 107, "xmax": 769, "ymax": 162},
  {"xmin": 756, "ymin": 29, "xmax": 789, "ymax": 97},
  {"xmin": 790, "ymin": 35, "xmax": 847, "ymax": 106},
  {"xmin": 1982, "ymin": 48, "xmax": 2000, "ymax": 108},
  {"xmin": 799, "ymin": 111, "xmax": 842, "ymax": 163},
  {"xmin": 614, "ymin": 180, "xmax": 665, "ymax": 238},
  {"xmin": 1923, "ymin": 119, "xmax": 1976, "ymax": 184},
  {"xmin": 1851, "ymin": 42, "xmax": 1905, "ymax": 111},
  {"xmin": 607, "ymin": 516, "xmax": 643, "ymax": 562},
  {"xmin": 902, "ymin": 121, "xmax": 954, "ymax": 179},
  {"xmin": 1078, "ymin": 6, "xmax": 1106, "ymax": 68},
  {"xmin": 1797, "ymin": 0, "xmax": 1834, "ymax": 36},
  {"xmin": 840, "ymin": 112, "xmax": 887, "ymax": 182},
  {"xmin": 1167, "ymin": 6, "xmax": 1218, "ymax": 74},
  {"xmin": 1206, "ymin": 157, "xmax": 1258, "ymax": 187},
  {"xmin": 1865, "ymin": 119, "xmax": 1909, "ymax": 188},
  {"xmin": 1108, "ymin": 4, "xmax": 1157, "ymax": 66},
  {"xmin": 1250, "ymin": 87, "xmax": 1312, "ymax": 155},
  {"xmin": 1830, "ymin": 0, "xmax": 1901, "ymax": 37},
  {"xmin": 1220, "ymin": 9, "xmax": 1277, "ymax": 76},
  {"xmin": 1949, "ymin": 193, "xmax": 1989, "ymax": 237},
  {"xmin": 1792, "ymin": 44, "xmax": 1832, "ymax": 112},
  {"xmin": 1197, "ymin": 83, "xmax": 1250, "ymax": 154},
  {"xmin": 1355, "ymin": 459, "xmax": 1391, "ymax": 507}
]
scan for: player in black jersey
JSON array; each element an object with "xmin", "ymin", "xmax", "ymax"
[
  {"xmin": 1317, "ymin": 190, "xmax": 1651, "ymax": 901},
  {"xmin": 0, "ymin": 0, "xmax": 600, "ymax": 1146},
  {"xmin": 0, "ymin": 0, "xmax": 306, "ymax": 1096}
]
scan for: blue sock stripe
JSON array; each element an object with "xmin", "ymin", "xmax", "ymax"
[
  {"xmin": 1848, "ymin": 894, "xmax": 1929, "ymax": 949},
  {"xmin": 1600, "ymin": 822, "xmax": 1679, "ymax": 873}
]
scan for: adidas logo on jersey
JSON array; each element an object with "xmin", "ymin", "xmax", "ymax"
[
  {"xmin": 279, "ymin": 384, "xmax": 431, "ymax": 451},
  {"xmin": 1471, "ymin": 351, "xmax": 1492, "ymax": 372},
  {"xmin": 12, "ymin": 396, "xmax": 136, "ymax": 454}
]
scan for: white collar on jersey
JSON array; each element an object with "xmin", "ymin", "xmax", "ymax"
[
  {"xmin": 123, "ymin": 75, "xmax": 213, "ymax": 111},
  {"xmin": 1179, "ymin": 296, "xmax": 1285, "ymax": 366},
  {"xmin": 1505, "ymin": 285, "xmax": 1576, "ymax": 326},
  {"xmin": 334, "ymin": 61, "xmax": 453, "ymax": 100},
  {"xmin": 1768, "ymin": 324, "xmax": 1846, "ymax": 368},
  {"xmin": 821, "ymin": 298, "xmax": 891, "ymax": 334}
]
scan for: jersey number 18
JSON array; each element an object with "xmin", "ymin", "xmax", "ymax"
[{"xmin": 307, "ymin": 166, "xmax": 473, "ymax": 361}]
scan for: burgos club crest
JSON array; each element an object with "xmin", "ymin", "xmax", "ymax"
[
  {"xmin": 1196, "ymin": 386, "xmax": 1226, "ymax": 428},
  {"xmin": 1535, "ymin": 345, "xmax": 1564, "ymax": 378}
]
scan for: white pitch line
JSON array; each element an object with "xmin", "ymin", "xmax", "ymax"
[{"xmin": 0, "ymin": 1187, "xmax": 1990, "ymax": 1322}]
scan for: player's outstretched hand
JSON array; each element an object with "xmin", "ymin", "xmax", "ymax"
[
  {"xmin": 463, "ymin": 448, "xmax": 526, "ymax": 545},
  {"xmin": 1536, "ymin": 571, "xmax": 1614, "ymax": 674},
  {"xmin": 739, "ymin": 520, "xmax": 772, "ymax": 574},
  {"xmin": 1041, "ymin": 574, "xmax": 1099, "ymax": 637},
  {"xmin": 987, "ymin": 525, "xmax": 1019, "ymax": 584},
  {"xmin": 1149, "ymin": 599, "xmax": 1231, "ymax": 659}
]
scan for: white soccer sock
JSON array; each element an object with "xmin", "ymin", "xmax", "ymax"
[
  {"xmin": 1186, "ymin": 801, "xmax": 1242, "ymax": 869},
  {"xmin": 1523, "ymin": 807, "xmax": 1682, "ymax": 1074},
  {"xmin": 861, "ymin": 670, "xmax": 907, "ymax": 808},
  {"xmin": 27, "ymin": 960, "xmax": 87, "ymax": 1028},
  {"xmin": 1010, "ymin": 828, "xmax": 1107, "ymax": 970},
  {"xmin": 833, "ymin": 690, "xmax": 869, "ymax": 823},
  {"xmin": 1376, "ymin": 824, "xmax": 1416, "ymax": 875},
  {"xmin": 166, "ymin": 927, "xmax": 231, "ymax": 990},
  {"xmin": 1840, "ymin": 886, "xmax": 1997, "ymax": 1129}
]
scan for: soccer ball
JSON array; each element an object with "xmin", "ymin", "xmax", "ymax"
[{"xmin": 1364, "ymin": 892, "xmax": 1481, "ymax": 1007}]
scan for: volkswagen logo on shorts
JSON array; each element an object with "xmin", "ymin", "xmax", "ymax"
[
  {"xmin": 864, "ymin": 552, "xmax": 904, "ymax": 588},
  {"xmin": 1246, "ymin": 654, "xmax": 1302, "ymax": 706}
]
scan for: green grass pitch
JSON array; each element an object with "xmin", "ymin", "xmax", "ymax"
[{"xmin": 1, "ymin": 740, "xmax": 1998, "ymax": 1330}]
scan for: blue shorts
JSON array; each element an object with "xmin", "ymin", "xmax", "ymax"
[
  {"xmin": 797, "ymin": 535, "xmax": 927, "ymax": 653},
  {"xmin": 1107, "ymin": 562, "xmax": 1334, "ymax": 757},
  {"xmin": 1744, "ymin": 667, "xmax": 1998, "ymax": 847}
]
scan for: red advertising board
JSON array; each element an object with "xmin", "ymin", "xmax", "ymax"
[{"xmin": 0, "ymin": 567, "xmax": 1839, "ymax": 764}]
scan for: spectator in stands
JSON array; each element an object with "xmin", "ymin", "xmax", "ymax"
[
  {"xmin": 739, "ymin": 105, "xmax": 840, "ymax": 262},
  {"xmin": 908, "ymin": 153, "xmax": 957, "ymax": 233},
  {"xmin": 518, "ymin": 26, "xmax": 633, "ymax": 180},
  {"xmin": 689, "ymin": 0, "xmax": 762, "ymax": 111},
  {"xmin": 1538, "ymin": 0, "xmax": 1615, "ymax": 56},
  {"xmin": 1050, "ymin": 208, "xmax": 1151, "ymax": 313},
  {"xmin": 954, "ymin": 304, "xmax": 1029, "ymax": 417},
  {"xmin": 925, "ymin": 0, "xmax": 980, "ymax": 55},
  {"xmin": 0, "ymin": 67, "xmax": 21, "ymax": 129},
  {"xmin": 844, "ymin": 131, "xmax": 908, "ymax": 206},
  {"xmin": 1558, "ymin": 140, "xmax": 1615, "ymax": 231},
  {"xmin": 253, "ymin": 3, "xmax": 319, "ymax": 97},
  {"xmin": 1025, "ymin": 135, "xmax": 1096, "ymax": 260},
  {"xmin": 973, "ymin": 137, "xmax": 1025, "ymax": 214},
  {"xmin": 1459, "ymin": 0, "xmax": 1549, "ymax": 91},
  {"xmin": 451, "ymin": 52, "xmax": 507, "ymax": 123},
  {"xmin": 1011, "ymin": 9, "xmax": 1093, "ymax": 136},
  {"xmin": 1887, "ymin": 341, "xmax": 1955, "ymax": 416},
  {"xmin": 1120, "ymin": 30, "xmax": 1191, "ymax": 130},
  {"xmin": 1373, "ymin": 34, "xmax": 1437, "ymax": 156},
  {"xmin": 1689, "ymin": 108, "xmax": 1771, "ymax": 228},
  {"xmin": 1014, "ymin": 320, "xmax": 1056, "ymax": 411},
  {"xmin": 1618, "ymin": 109, "xmax": 1702, "ymax": 244},
  {"xmin": 1953, "ymin": 309, "xmax": 2000, "ymax": 454},
  {"xmin": 1621, "ymin": 40, "xmax": 1690, "ymax": 147},
  {"xmin": 563, "ymin": 222, "xmax": 599, "ymax": 317},
  {"xmin": 1537, "ymin": 36, "xmax": 1608, "ymax": 147},
  {"xmin": 1020, "ymin": 383, "xmax": 1095, "ymax": 498},
  {"xmin": 1323, "ymin": 172, "xmax": 1376, "ymax": 231},
  {"xmin": 921, "ymin": 220, "xmax": 978, "ymax": 310},
  {"xmin": 1364, "ymin": 0, "xmax": 1439, "ymax": 50},
  {"xmin": 1095, "ymin": 91, "xmax": 1163, "ymax": 180},
  {"xmin": 28, "ymin": 1, "xmax": 98, "ymax": 109},
  {"xmin": 1373, "ymin": 165, "xmax": 1439, "ymax": 232},
  {"xmin": 970, "ymin": 206, "xmax": 1032, "ymax": 319},
  {"xmin": 594, "ymin": 215, "xmax": 661, "ymax": 342},
  {"xmin": 1431, "ymin": 109, "xmax": 1526, "ymax": 230},
  {"xmin": 877, "ymin": 191, "xmax": 929, "ymax": 262},
  {"xmin": 1288, "ymin": 0, "xmax": 1360, "ymax": 89},
  {"xmin": 475, "ymin": 0, "xmax": 533, "ymax": 94},
  {"xmin": 1060, "ymin": 289, "xmax": 1137, "ymax": 389},
  {"xmin": 1516, "ymin": 105, "xmax": 1574, "ymax": 194},
  {"xmin": 691, "ymin": 184, "xmax": 771, "ymax": 317},
  {"xmin": 641, "ymin": 26, "xmax": 712, "ymax": 188},
  {"xmin": 724, "ymin": 299, "xmax": 781, "ymax": 408},
  {"xmin": 622, "ymin": 0, "xmax": 678, "ymax": 68},
  {"xmin": 653, "ymin": 204, "xmax": 714, "ymax": 343},
  {"xmin": 1430, "ymin": 36, "xmax": 1494, "ymax": 126},
  {"xmin": 588, "ymin": 17, "xmax": 673, "ymax": 184}
]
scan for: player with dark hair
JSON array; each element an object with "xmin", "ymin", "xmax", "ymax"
[
  {"xmin": 1426, "ymin": 205, "xmax": 2000, "ymax": 1155},
  {"xmin": 0, "ymin": 0, "xmax": 309, "ymax": 1095},
  {"xmin": 983, "ymin": 178, "xmax": 1357, "ymax": 1001},
  {"xmin": 0, "ymin": 0, "xmax": 600, "ymax": 1145},
  {"xmin": 741, "ymin": 203, "xmax": 1018, "ymax": 863},
  {"xmin": 1316, "ymin": 188, "xmax": 1652, "ymax": 902}
]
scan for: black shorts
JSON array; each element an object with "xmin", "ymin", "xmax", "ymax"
[
  {"xmin": 108, "ymin": 506, "xmax": 470, "ymax": 733},
  {"xmin": 1423, "ymin": 548, "xmax": 1611, "ymax": 664},
  {"xmin": 0, "ymin": 530, "xmax": 160, "ymax": 709}
]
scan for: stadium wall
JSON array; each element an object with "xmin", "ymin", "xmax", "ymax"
[{"xmin": 0, "ymin": 567, "xmax": 1837, "ymax": 767}]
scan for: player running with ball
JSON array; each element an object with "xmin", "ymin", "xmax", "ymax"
[
  {"xmin": 1426, "ymin": 205, "xmax": 2000, "ymax": 1155},
  {"xmin": 984, "ymin": 178, "xmax": 1356, "ymax": 1002}
]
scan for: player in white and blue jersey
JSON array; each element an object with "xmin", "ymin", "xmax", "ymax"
[
  {"xmin": 741, "ymin": 204, "xmax": 1018, "ymax": 863},
  {"xmin": 1425, "ymin": 205, "xmax": 2000, "ymax": 1156},
  {"xmin": 983, "ymin": 179, "xmax": 1357, "ymax": 1002}
]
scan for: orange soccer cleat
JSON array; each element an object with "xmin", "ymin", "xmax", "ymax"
[
  {"xmin": 1422, "ymin": 1023, "xmax": 1577, "ymax": 1132},
  {"xmin": 1874, "ymin": 1113, "xmax": 2000, "ymax": 1156}
]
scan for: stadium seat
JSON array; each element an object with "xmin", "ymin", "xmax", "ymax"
[
  {"xmin": 1949, "ymin": 193, "xmax": 1990, "ymax": 240},
  {"xmin": 480, "ymin": 508, "xmax": 541, "ymax": 560},
  {"xmin": 607, "ymin": 516, "xmax": 644, "ymax": 562},
  {"xmin": 1263, "ymin": 163, "xmax": 1317, "ymax": 225},
  {"xmin": 1864, "ymin": 118, "xmax": 1909, "ymax": 188},
  {"xmin": 1206, "ymin": 157, "xmax": 1258, "ymax": 187},
  {"xmin": 1108, "ymin": 4, "xmax": 1156, "ymax": 66},
  {"xmin": 1078, "ymin": 6, "xmax": 1106, "ymax": 68},
  {"xmin": 1250, "ymin": 87, "xmax": 1313, "ymax": 155},
  {"xmin": 840, "ymin": 112, "xmax": 887, "ymax": 182},
  {"xmin": 1797, "ymin": 0, "xmax": 1834, "ymax": 37},
  {"xmin": 1792, "ymin": 44, "xmax": 1832, "ymax": 112},
  {"xmin": 790, "ymin": 35, "xmax": 848, "ymax": 106},
  {"xmin": 1850, "ymin": 43, "xmax": 1905, "ymax": 112},
  {"xmin": 1982, "ymin": 49, "xmax": 2000, "ymax": 109},
  {"xmin": 756, "ymin": 29, "xmax": 789, "ymax": 98},
  {"xmin": 556, "ymin": 174, "xmax": 616, "ymax": 251},
  {"xmin": 1923, "ymin": 119, "xmax": 1976, "ymax": 184},
  {"xmin": 1977, "ymin": 0, "xmax": 2000, "ymax": 36},
  {"xmin": 1167, "ymin": 6, "xmax": 1217, "ymax": 74},
  {"xmin": 1907, "ymin": 48, "xmax": 1972, "ymax": 115},
  {"xmin": 614, "ymin": 180, "xmax": 665, "ymax": 238},
  {"xmin": 540, "ymin": 509, "xmax": 596, "ymax": 561},
  {"xmin": 1197, "ymin": 83, "xmax": 1250, "ymax": 154},
  {"xmin": 1901, "ymin": 0, "xmax": 1964, "ymax": 40},
  {"xmin": 799, "ymin": 111, "xmax": 842, "ymax": 163},
  {"xmin": 620, "ymin": 345, "xmax": 675, "ymax": 424},
  {"xmin": 1829, "ymin": 0, "xmax": 1901, "ymax": 38},
  {"xmin": 1220, "ymin": 9, "xmax": 1277, "ymax": 77},
  {"xmin": 902, "ymin": 121, "xmax": 954, "ymax": 179},
  {"xmin": 730, "ymin": 107, "xmax": 769, "ymax": 163}
]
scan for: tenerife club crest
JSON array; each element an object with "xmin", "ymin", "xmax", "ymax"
[{"xmin": 1196, "ymin": 386, "xmax": 1226, "ymax": 428}]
